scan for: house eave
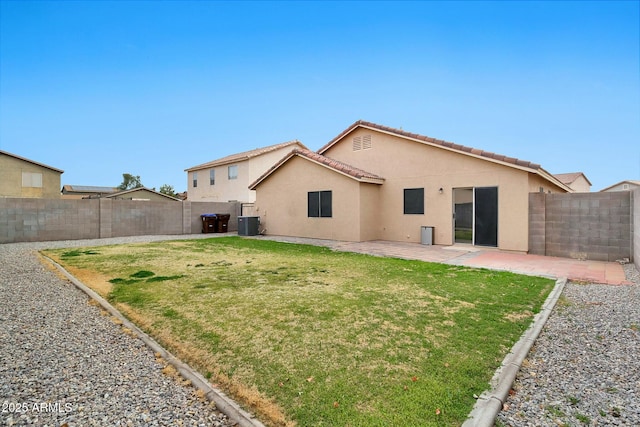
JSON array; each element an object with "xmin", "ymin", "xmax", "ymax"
[
  {"xmin": 537, "ymin": 168, "xmax": 574, "ymax": 192},
  {"xmin": 185, "ymin": 157, "xmax": 249, "ymax": 172},
  {"xmin": 303, "ymin": 156, "xmax": 385, "ymax": 184},
  {"xmin": 1, "ymin": 150, "xmax": 64, "ymax": 174}
]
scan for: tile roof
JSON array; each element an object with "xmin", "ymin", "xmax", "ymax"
[
  {"xmin": 249, "ymin": 148, "xmax": 384, "ymax": 190},
  {"xmin": 185, "ymin": 140, "xmax": 307, "ymax": 171},
  {"xmin": 318, "ymin": 120, "xmax": 542, "ymax": 170},
  {"xmin": 62, "ymin": 185, "xmax": 119, "ymax": 193},
  {"xmin": 553, "ymin": 172, "xmax": 592, "ymax": 186}
]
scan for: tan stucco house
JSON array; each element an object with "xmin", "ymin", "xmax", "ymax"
[
  {"xmin": 0, "ymin": 150, "xmax": 64, "ymax": 199},
  {"xmin": 250, "ymin": 120, "xmax": 572, "ymax": 252},
  {"xmin": 553, "ymin": 172, "xmax": 592, "ymax": 192},
  {"xmin": 600, "ymin": 180, "xmax": 640, "ymax": 192},
  {"xmin": 185, "ymin": 140, "xmax": 307, "ymax": 202},
  {"xmin": 106, "ymin": 187, "xmax": 181, "ymax": 201}
]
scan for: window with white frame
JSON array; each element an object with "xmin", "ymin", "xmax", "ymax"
[
  {"xmin": 192, "ymin": 171, "xmax": 198, "ymax": 188},
  {"xmin": 228, "ymin": 165, "xmax": 238, "ymax": 180},
  {"xmin": 22, "ymin": 172, "xmax": 43, "ymax": 188},
  {"xmin": 210, "ymin": 169, "xmax": 215, "ymax": 185}
]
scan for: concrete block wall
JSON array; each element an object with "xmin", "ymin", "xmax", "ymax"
[
  {"xmin": 110, "ymin": 200, "xmax": 183, "ymax": 237},
  {"xmin": 529, "ymin": 192, "xmax": 632, "ymax": 262},
  {"xmin": 528, "ymin": 193, "xmax": 546, "ymax": 256},
  {"xmin": 0, "ymin": 198, "xmax": 100, "ymax": 243},
  {"xmin": 633, "ymin": 188, "xmax": 639, "ymax": 271},
  {"xmin": 0, "ymin": 198, "xmax": 241, "ymax": 244}
]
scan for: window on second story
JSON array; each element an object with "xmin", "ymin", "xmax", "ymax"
[
  {"xmin": 192, "ymin": 172, "xmax": 198, "ymax": 188},
  {"xmin": 228, "ymin": 165, "xmax": 238, "ymax": 180},
  {"xmin": 22, "ymin": 172, "xmax": 43, "ymax": 188},
  {"xmin": 210, "ymin": 169, "xmax": 215, "ymax": 185}
]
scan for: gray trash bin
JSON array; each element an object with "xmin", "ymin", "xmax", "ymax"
[
  {"xmin": 238, "ymin": 216, "xmax": 260, "ymax": 236},
  {"xmin": 421, "ymin": 226, "xmax": 434, "ymax": 245}
]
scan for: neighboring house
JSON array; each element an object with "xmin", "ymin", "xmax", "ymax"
[
  {"xmin": 250, "ymin": 120, "xmax": 572, "ymax": 252},
  {"xmin": 600, "ymin": 180, "xmax": 640, "ymax": 192},
  {"xmin": 553, "ymin": 172, "xmax": 592, "ymax": 192},
  {"xmin": 61, "ymin": 185, "xmax": 119, "ymax": 199},
  {"xmin": 185, "ymin": 140, "xmax": 307, "ymax": 202},
  {"xmin": 105, "ymin": 187, "xmax": 181, "ymax": 201},
  {"xmin": 0, "ymin": 150, "xmax": 64, "ymax": 199}
]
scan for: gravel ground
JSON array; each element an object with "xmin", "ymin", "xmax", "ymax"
[
  {"xmin": 496, "ymin": 263, "xmax": 640, "ymax": 426},
  {"xmin": 0, "ymin": 235, "xmax": 235, "ymax": 427}
]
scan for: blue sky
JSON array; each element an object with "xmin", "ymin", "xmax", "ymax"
[{"xmin": 1, "ymin": 0, "xmax": 638, "ymax": 192}]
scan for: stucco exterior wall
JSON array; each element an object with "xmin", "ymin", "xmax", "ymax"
[
  {"xmin": 569, "ymin": 176, "xmax": 591, "ymax": 193},
  {"xmin": 602, "ymin": 182, "xmax": 640, "ymax": 192},
  {"xmin": 188, "ymin": 161, "xmax": 251, "ymax": 202},
  {"xmin": 187, "ymin": 146, "xmax": 301, "ymax": 203},
  {"xmin": 321, "ymin": 128, "xmax": 541, "ymax": 251},
  {"xmin": 254, "ymin": 156, "xmax": 377, "ymax": 242},
  {"xmin": 527, "ymin": 173, "xmax": 567, "ymax": 194},
  {"xmin": 358, "ymin": 184, "xmax": 381, "ymax": 241},
  {"xmin": 0, "ymin": 154, "xmax": 62, "ymax": 199}
]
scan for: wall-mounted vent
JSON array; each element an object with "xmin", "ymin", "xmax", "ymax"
[
  {"xmin": 353, "ymin": 135, "xmax": 372, "ymax": 151},
  {"xmin": 363, "ymin": 134, "xmax": 372, "ymax": 149},
  {"xmin": 353, "ymin": 136, "xmax": 362, "ymax": 151}
]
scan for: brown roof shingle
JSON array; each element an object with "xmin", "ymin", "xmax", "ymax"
[{"xmin": 318, "ymin": 120, "xmax": 542, "ymax": 170}]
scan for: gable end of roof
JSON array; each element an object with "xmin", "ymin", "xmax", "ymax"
[
  {"xmin": 318, "ymin": 120, "xmax": 542, "ymax": 170},
  {"xmin": 1, "ymin": 150, "xmax": 64, "ymax": 174},
  {"xmin": 249, "ymin": 148, "xmax": 384, "ymax": 190}
]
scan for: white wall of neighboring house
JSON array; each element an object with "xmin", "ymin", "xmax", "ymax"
[
  {"xmin": 600, "ymin": 180, "xmax": 640, "ymax": 192},
  {"xmin": 186, "ymin": 142, "xmax": 306, "ymax": 202}
]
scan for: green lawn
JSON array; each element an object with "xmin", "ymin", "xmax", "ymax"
[{"xmin": 44, "ymin": 237, "xmax": 554, "ymax": 427}]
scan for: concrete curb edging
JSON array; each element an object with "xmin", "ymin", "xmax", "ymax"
[
  {"xmin": 461, "ymin": 277, "xmax": 567, "ymax": 427},
  {"xmin": 43, "ymin": 255, "xmax": 266, "ymax": 427}
]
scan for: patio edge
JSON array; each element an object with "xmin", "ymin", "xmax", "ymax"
[{"xmin": 461, "ymin": 277, "xmax": 567, "ymax": 427}]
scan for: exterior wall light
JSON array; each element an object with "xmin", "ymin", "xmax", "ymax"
[{"xmin": 439, "ymin": 187, "xmax": 443, "ymax": 194}]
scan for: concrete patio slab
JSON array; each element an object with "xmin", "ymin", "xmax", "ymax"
[
  {"xmin": 456, "ymin": 251, "xmax": 631, "ymax": 285},
  {"xmin": 253, "ymin": 236, "xmax": 631, "ymax": 285}
]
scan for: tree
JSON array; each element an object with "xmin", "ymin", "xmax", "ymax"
[
  {"xmin": 118, "ymin": 173, "xmax": 143, "ymax": 190},
  {"xmin": 159, "ymin": 184, "xmax": 178, "ymax": 198}
]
